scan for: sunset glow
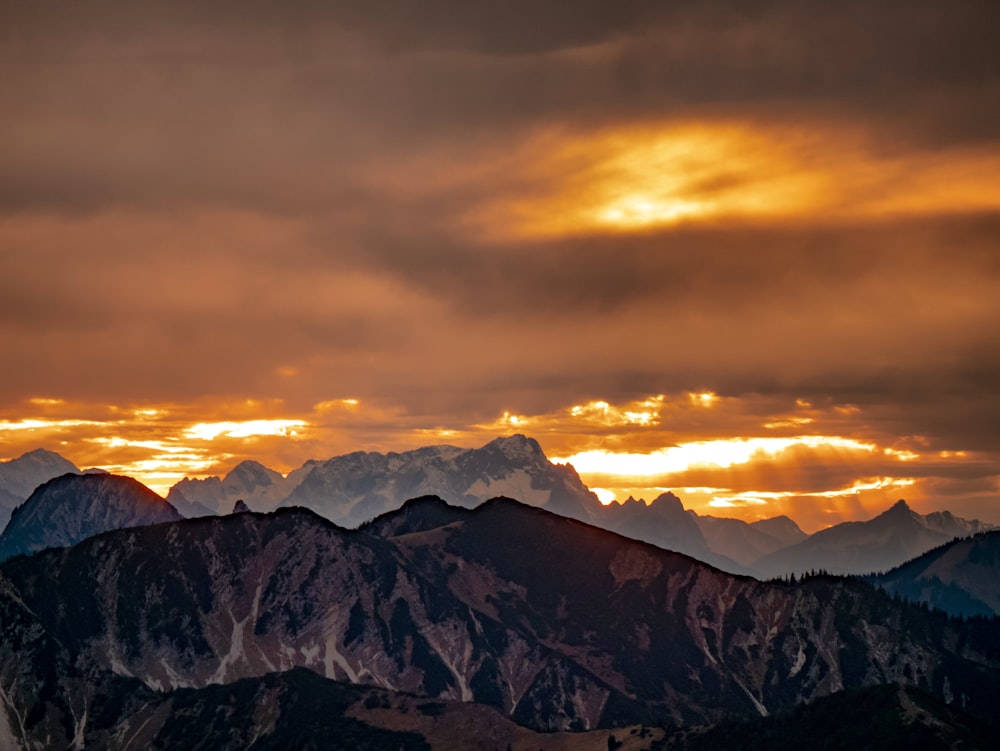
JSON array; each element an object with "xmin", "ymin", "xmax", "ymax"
[
  {"xmin": 185, "ymin": 420, "xmax": 308, "ymax": 441},
  {"xmin": 552, "ymin": 436, "xmax": 881, "ymax": 478},
  {"xmin": 480, "ymin": 123, "xmax": 1000, "ymax": 238},
  {"xmin": 1, "ymin": 1, "xmax": 998, "ymax": 534}
]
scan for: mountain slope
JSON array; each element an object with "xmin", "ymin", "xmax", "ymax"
[
  {"xmin": 0, "ymin": 473, "xmax": 182, "ymax": 561},
  {"xmin": 2, "ymin": 495, "xmax": 999, "ymax": 749},
  {"xmin": 751, "ymin": 499, "xmax": 996, "ymax": 578},
  {"xmin": 867, "ymin": 531, "xmax": 1000, "ymax": 617}
]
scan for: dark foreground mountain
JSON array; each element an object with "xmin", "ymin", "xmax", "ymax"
[
  {"xmin": 658, "ymin": 683, "xmax": 1000, "ymax": 751},
  {"xmin": 751, "ymin": 500, "xmax": 995, "ymax": 578},
  {"xmin": 0, "ymin": 448, "xmax": 80, "ymax": 531},
  {"xmin": 2, "ymin": 496, "xmax": 1000, "ymax": 748},
  {"xmin": 0, "ymin": 473, "xmax": 182, "ymax": 562},
  {"xmin": 867, "ymin": 531, "xmax": 1000, "ymax": 617},
  {"xmin": 78, "ymin": 667, "xmax": 663, "ymax": 751}
]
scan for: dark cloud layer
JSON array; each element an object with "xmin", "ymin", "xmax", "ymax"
[{"xmin": 1, "ymin": 0, "xmax": 998, "ymax": 524}]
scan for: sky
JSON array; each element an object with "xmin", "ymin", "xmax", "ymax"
[{"xmin": 2, "ymin": 0, "xmax": 999, "ymax": 532}]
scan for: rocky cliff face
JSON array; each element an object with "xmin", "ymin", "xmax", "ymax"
[
  {"xmin": 0, "ymin": 473, "xmax": 182, "ymax": 562},
  {"xmin": 2, "ymin": 496, "xmax": 999, "ymax": 749}
]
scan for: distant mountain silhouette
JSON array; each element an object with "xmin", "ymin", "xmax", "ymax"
[
  {"xmin": 168, "ymin": 459, "xmax": 304, "ymax": 516},
  {"xmin": 750, "ymin": 500, "xmax": 996, "ymax": 578},
  {"xmin": 0, "ymin": 473, "xmax": 182, "ymax": 561},
  {"xmin": 867, "ymin": 530, "xmax": 1000, "ymax": 617},
  {"xmin": 15, "ymin": 440, "xmax": 997, "ymax": 583},
  {"xmin": 0, "ymin": 448, "xmax": 80, "ymax": 530},
  {"xmin": 692, "ymin": 512, "xmax": 807, "ymax": 568},
  {"xmin": 591, "ymin": 493, "xmax": 746, "ymax": 572}
]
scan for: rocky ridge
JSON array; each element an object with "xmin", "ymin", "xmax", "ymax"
[{"xmin": 1, "ymin": 496, "xmax": 999, "ymax": 748}]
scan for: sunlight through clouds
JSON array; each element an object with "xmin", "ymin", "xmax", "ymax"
[
  {"xmin": 552, "ymin": 436, "xmax": 880, "ymax": 477},
  {"xmin": 184, "ymin": 419, "xmax": 308, "ymax": 441},
  {"xmin": 476, "ymin": 122, "xmax": 1000, "ymax": 238}
]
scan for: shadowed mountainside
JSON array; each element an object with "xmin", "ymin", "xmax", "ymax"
[
  {"xmin": 1, "ymin": 496, "xmax": 999, "ymax": 748},
  {"xmin": 751, "ymin": 500, "xmax": 995, "ymax": 578},
  {"xmin": 867, "ymin": 531, "xmax": 1000, "ymax": 617},
  {"xmin": 0, "ymin": 473, "xmax": 182, "ymax": 562}
]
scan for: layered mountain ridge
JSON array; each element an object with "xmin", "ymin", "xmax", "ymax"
[
  {"xmin": 7, "ymin": 437, "xmax": 997, "ymax": 582},
  {"xmin": 2, "ymin": 496, "xmax": 1000, "ymax": 749},
  {"xmin": 753, "ymin": 499, "xmax": 995, "ymax": 578},
  {"xmin": 867, "ymin": 530, "xmax": 1000, "ymax": 617}
]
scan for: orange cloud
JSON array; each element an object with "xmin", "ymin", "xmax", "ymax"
[{"xmin": 465, "ymin": 120, "xmax": 1000, "ymax": 238}]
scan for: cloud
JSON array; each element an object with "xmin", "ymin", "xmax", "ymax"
[{"xmin": 1, "ymin": 0, "xmax": 998, "ymax": 527}]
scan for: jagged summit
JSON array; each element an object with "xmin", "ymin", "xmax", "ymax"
[
  {"xmin": 483, "ymin": 434, "xmax": 546, "ymax": 463},
  {"xmin": 882, "ymin": 499, "xmax": 912, "ymax": 516},
  {"xmin": 231, "ymin": 499, "xmax": 251, "ymax": 514},
  {"xmin": 167, "ymin": 459, "xmax": 297, "ymax": 516},
  {"xmin": 280, "ymin": 435, "xmax": 599, "ymax": 527},
  {"xmin": 650, "ymin": 491, "xmax": 684, "ymax": 510}
]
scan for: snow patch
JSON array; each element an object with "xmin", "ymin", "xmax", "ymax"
[
  {"xmin": 324, "ymin": 634, "xmax": 358, "ymax": 682},
  {"xmin": 466, "ymin": 470, "xmax": 550, "ymax": 506},
  {"xmin": 789, "ymin": 645, "xmax": 807, "ymax": 678},
  {"xmin": 300, "ymin": 643, "xmax": 320, "ymax": 666},
  {"xmin": 209, "ymin": 611, "xmax": 248, "ymax": 684}
]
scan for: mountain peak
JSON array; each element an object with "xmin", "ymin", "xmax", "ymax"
[
  {"xmin": 0, "ymin": 473, "xmax": 182, "ymax": 561},
  {"xmin": 650, "ymin": 491, "xmax": 684, "ymax": 511},
  {"xmin": 880, "ymin": 499, "xmax": 914, "ymax": 519},
  {"xmin": 232, "ymin": 499, "xmax": 251, "ymax": 514},
  {"xmin": 485, "ymin": 434, "xmax": 546, "ymax": 462}
]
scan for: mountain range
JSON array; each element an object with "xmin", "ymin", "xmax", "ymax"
[
  {"xmin": 3, "ymin": 437, "xmax": 996, "ymax": 582},
  {"xmin": 1, "ymin": 496, "xmax": 999, "ymax": 748},
  {"xmin": 751, "ymin": 499, "xmax": 995, "ymax": 579},
  {"xmin": 165, "ymin": 434, "xmax": 997, "ymax": 578}
]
